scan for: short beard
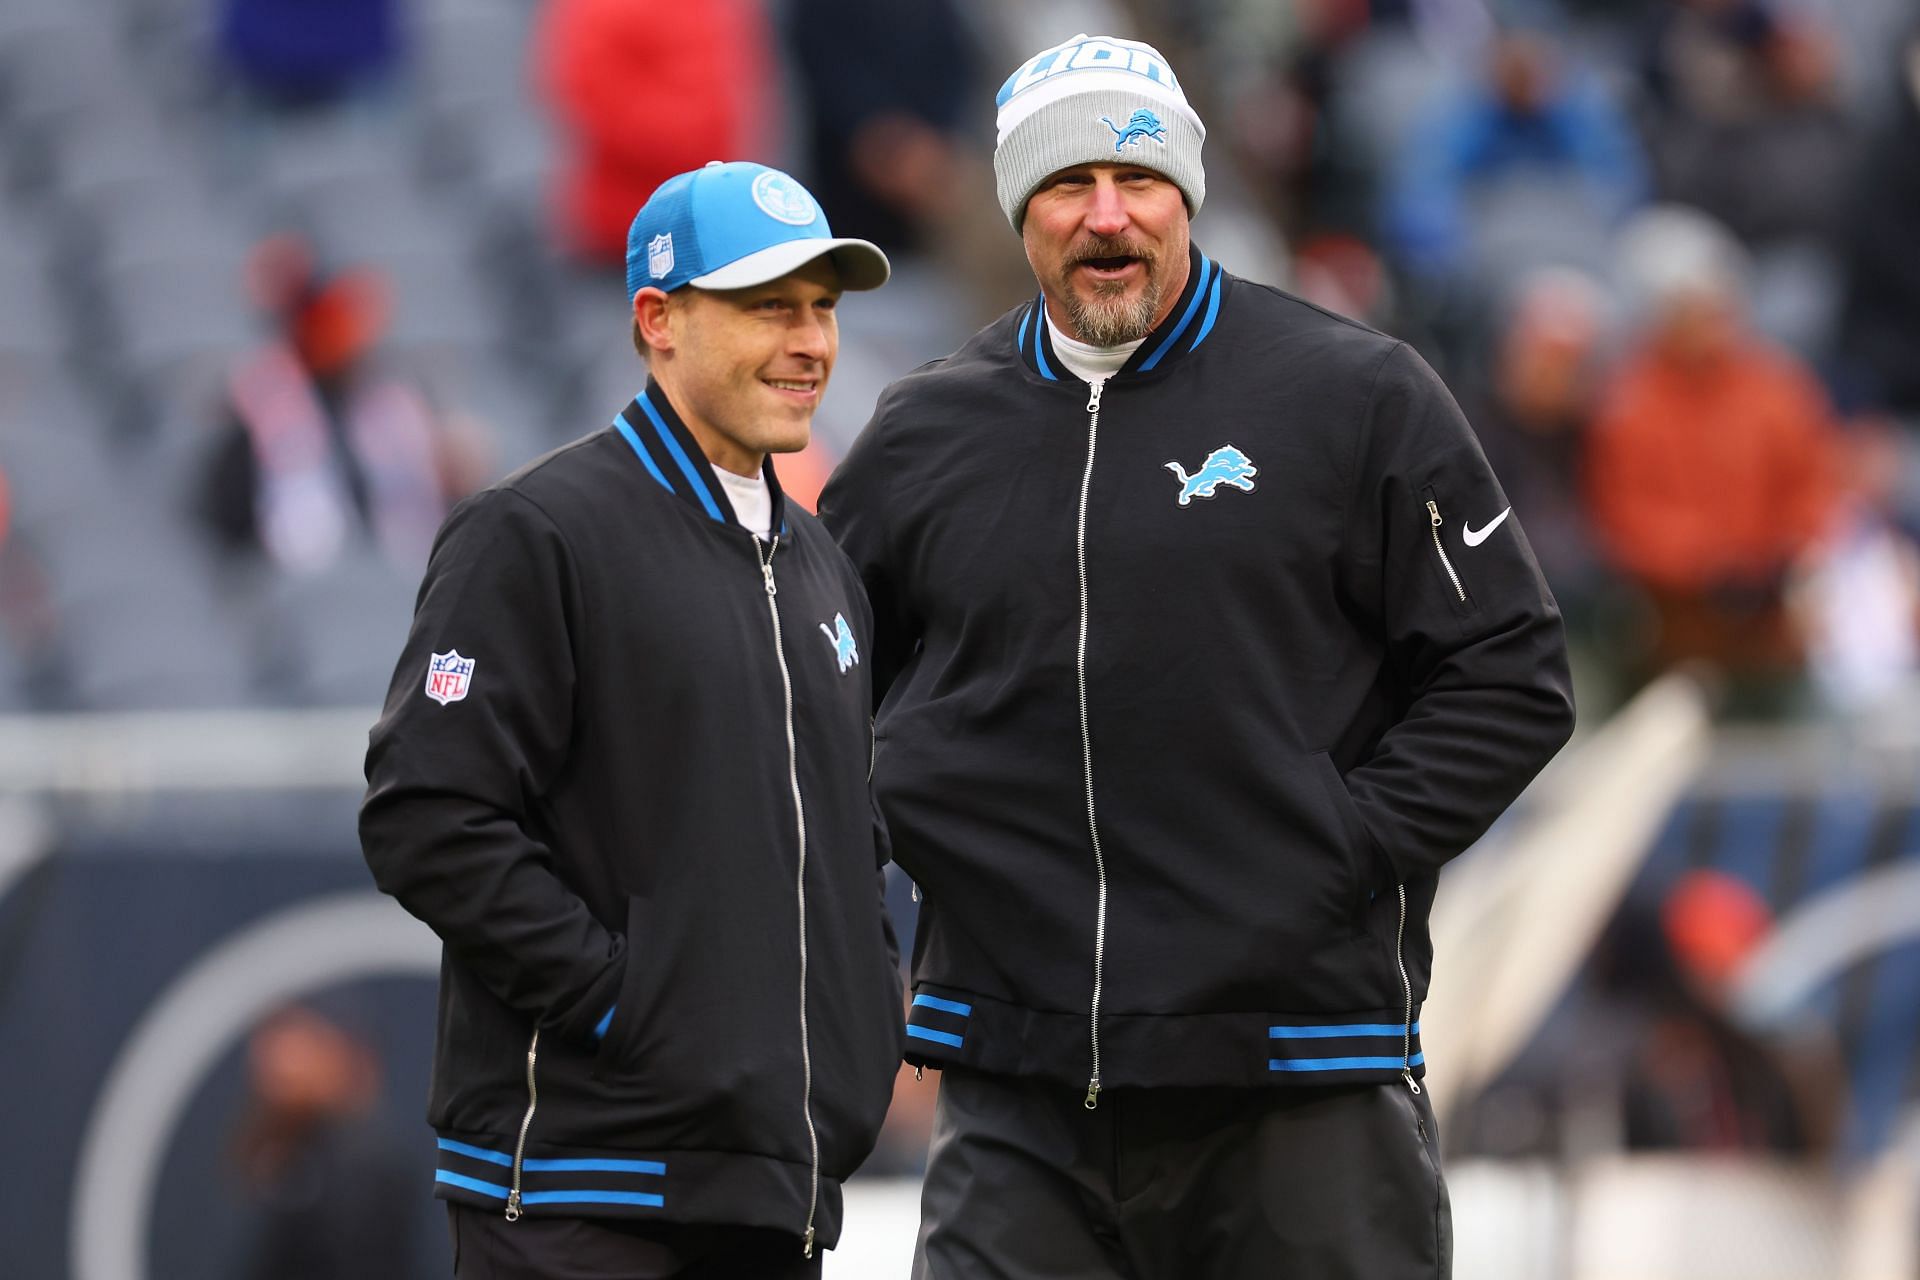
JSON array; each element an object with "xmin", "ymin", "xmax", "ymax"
[{"xmin": 1058, "ymin": 238, "xmax": 1164, "ymax": 347}]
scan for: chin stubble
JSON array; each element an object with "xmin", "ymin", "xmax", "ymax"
[{"xmin": 1059, "ymin": 242, "xmax": 1164, "ymax": 347}]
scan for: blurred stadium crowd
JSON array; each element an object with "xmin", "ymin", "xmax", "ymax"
[
  {"xmin": 1, "ymin": 0, "xmax": 1917, "ymax": 724},
  {"xmin": 5, "ymin": 0, "xmax": 1920, "ymax": 1274}
]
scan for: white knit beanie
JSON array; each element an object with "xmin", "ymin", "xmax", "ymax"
[{"xmin": 993, "ymin": 33, "xmax": 1206, "ymax": 229}]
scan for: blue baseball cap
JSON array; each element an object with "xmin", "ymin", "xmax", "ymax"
[{"xmin": 625, "ymin": 161, "xmax": 890, "ymax": 301}]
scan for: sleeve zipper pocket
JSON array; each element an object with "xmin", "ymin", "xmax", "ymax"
[{"xmin": 1424, "ymin": 497, "xmax": 1469, "ymax": 605}]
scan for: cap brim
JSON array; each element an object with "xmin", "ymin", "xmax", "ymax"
[{"xmin": 688, "ymin": 237, "xmax": 891, "ymax": 292}]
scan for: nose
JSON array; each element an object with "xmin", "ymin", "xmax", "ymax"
[
  {"xmin": 1084, "ymin": 176, "xmax": 1131, "ymax": 237},
  {"xmin": 790, "ymin": 307, "xmax": 832, "ymax": 363}
]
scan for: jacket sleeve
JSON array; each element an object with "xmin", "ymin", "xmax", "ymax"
[
  {"xmin": 1338, "ymin": 343, "xmax": 1576, "ymax": 885},
  {"xmin": 360, "ymin": 488, "xmax": 624, "ymax": 1045},
  {"xmin": 819, "ymin": 393, "xmax": 920, "ymax": 709}
]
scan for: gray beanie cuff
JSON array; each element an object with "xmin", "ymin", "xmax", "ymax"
[{"xmin": 995, "ymin": 93, "xmax": 1206, "ymax": 228}]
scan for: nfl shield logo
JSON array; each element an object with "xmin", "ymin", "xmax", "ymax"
[
  {"xmin": 424, "ymin": 650, "xmax": 475, "ymax": 706},
  {"xmin": 646, "ymin": 233, "xmax": 674, "ymax": 279}
]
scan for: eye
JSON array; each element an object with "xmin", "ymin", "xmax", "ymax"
[{"xmin": 815, "ymin": 296, "xmax": 839, "ymax": 313}]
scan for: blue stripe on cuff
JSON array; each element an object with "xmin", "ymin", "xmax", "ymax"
[
  {"xmin": 912, "ymin": 994, "xmax": 973, "ymax": 1017},
  {"xmin": 906, "ymin": 1025, "xmax": 965, "ymax": 1049}
]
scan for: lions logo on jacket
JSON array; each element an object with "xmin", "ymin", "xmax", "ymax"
[
  {"xmin": 1164, "ymin": 445, "xmax": 1258, "ymax": 506},
  {"xmin": 820, "ymin": 614, "xmax": 859, "ymax": 674}
]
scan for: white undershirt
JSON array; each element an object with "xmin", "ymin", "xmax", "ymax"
[
  {"xmin": 715, "ymin": 466, "xmax": 773, "ymax": 540},
  {"xmin": 1046, "ymin": 314, "xmax": 1146, "ymax": 386}
]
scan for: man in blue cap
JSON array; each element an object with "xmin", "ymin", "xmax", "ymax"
[{"xmin": 361, "ymin": 162, "xmax": 902, "ymax": 1278}]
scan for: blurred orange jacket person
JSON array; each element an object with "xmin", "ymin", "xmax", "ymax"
[
  {"xmin": 1587, "ymin": 210, "xmax": 1838, "ymax": 599},
  {"xmin": 534, "ymin": 0, "xmax": 773, "ymax": 263},
  {"xmin": 1587, "ymin": 332, "xmax": 1838, "ymax": 594}
]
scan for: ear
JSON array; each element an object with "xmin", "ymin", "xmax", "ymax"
[{"xmin": 632, "ymin": 287, "xmax": 676, "ymax": 356}]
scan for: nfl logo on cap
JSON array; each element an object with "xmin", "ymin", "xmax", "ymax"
[{"xmin": 646, "ymin": 233, "xmax": 674, "ymax": 279}]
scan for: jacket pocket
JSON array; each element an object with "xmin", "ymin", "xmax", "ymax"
[
  {"xmin": 1310, "ymin": 751, "xmax": 1374, "ymax": 937},
  {"xmin": 591, "ymin": 888, "xmax": 801, "ymax": 1151},
  {"xmin": 1419, "ymin": 484, "xmax": 1477, "ymax": 619}
]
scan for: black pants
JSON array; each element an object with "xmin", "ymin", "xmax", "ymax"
[
  {"xmin": 913, "ymin": 1070, "xmax": 1451, "ymax": 1280},
  {"xmin": 446, "ymin": 1203, "xmax": 823, "ymax": 1280}
]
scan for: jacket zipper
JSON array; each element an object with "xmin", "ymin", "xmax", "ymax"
[
  {"xmin": 504, "ymin": 1029, "xmax": 539, "ymax": 1220},
  {"xmin": 1395, "ymin": 885, "xmax": 1421, "ymax": 1097},
  {"xmin": 1076, "ymin": 376, "xmax": 1110, "ymax": 1111},
  {"xmin": 1425, "ymin": 500, "xmax": 1467, "ymax": 603},
  {"xmin": 756, "ymin": 535, "xmax": 821, "ymax": 1259}
]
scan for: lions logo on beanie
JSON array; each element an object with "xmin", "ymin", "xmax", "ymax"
[{"xmin": 993, "ymin": 34, "xmax": 1206, "ymax": 228}]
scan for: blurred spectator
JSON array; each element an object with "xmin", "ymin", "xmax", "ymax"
[
  {"xmin": 228, "ymin": 1003, "xmax": 421, "ymax": 1280},
  {"xmin": 533, "ymin": 0, "xmax": 774, "ymax": 264},
  {"xmin": 199, "ymin": 235, "xmax": 489, "ymax": 574},
  {"xmin": 1791, "ymin": 421, "xmax": 1920, "ymax": 716},
  {"xmin": 218, "ymin": 0, "xmax": 403, "ymax": 108},
  {"xmin": 1836, "ymin": 24, "xmax": 1920, "ymax": 417},
  {"xmin": 1639, "ymin": 0, "xmax": 1855, "ymax": 248},
  {"xmin": 1602, "ymin": 872, "xmax": 1842, "ymax": 1155},
  {"xmin": 1586, "ymin": 206, "xmax": 1839, "ymax": 695},
  {"xmin": 1385, "ymin": 23, "xmax": 1646, "ymax": 280},
  {"xmin": 781, "ymin": 0, "xmax": 983, "ymax": 255}
]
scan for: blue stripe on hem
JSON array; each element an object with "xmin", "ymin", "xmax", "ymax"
[
  {"xmin": 912, "ymin": 994, "xmax": 973, "ymax": 1017},
  {"xmin": 437, "ymin": 1169, "xmax": 510, "ymax": 1197},
  {"xmin": 612, "ymin": 412, "xmax": 673, "ymax": 493},
  {"xmin": 437, "ymin": 1138, "xmax": 512, "ymax": 1167},
  {"xmin": 1269, "ymin": 1022, "xmax": 1420, "ymax": 1040},
  {"xmin": 1139, "ymin": 255, "xmax": 1213, "ymax": 371},
  {"xmin": 437, "ymin": 1171, "xmax": 665, "ymax": 1209},
  {"xmin": 635, "ymin": 392, "xmax": 725, "ymax": 522},
  {"xmin": 906, "ymin": 1025, "xmax": 965, "ymax": 1049},
  {"xmin": 1268, "ymin": 1052, "xmax": 1426, "ymax": 1072},
  {"xmin": 524, "ymin": 1190, "xmax": 665, "ymax": 1208},
  {"xmin": 525, "ymin": 1157, "xmax": 666, "ymax": 1175},
  {"xmin": 593, "ymin": 1004, "xmax": 615, "ymax": 1040}
]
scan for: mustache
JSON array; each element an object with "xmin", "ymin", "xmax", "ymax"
[{"xmin": 1063, "ymin": 236, "xmax": 1157, "ymax": 268}]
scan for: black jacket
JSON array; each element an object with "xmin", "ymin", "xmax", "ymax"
[
  {"xmin": 360, "ymin": 382, "xmax": 903, "ymax": 1252},
  {"xmin": 819, "ymin": 246, "xmax": 1574, "ymax": 1100}
]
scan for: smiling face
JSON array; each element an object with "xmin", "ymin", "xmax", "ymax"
[
  {"xmin": 1021, "ymin": 162, "xmax": 1191, "ymax": 347},
  {"xmin": 634, "ymin": 256, "xmax": 842, "ymax": 477}
]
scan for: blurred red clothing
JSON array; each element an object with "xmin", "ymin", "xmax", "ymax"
[
  {"xmin": 1587, "ymin": 341, "xmax": 1838, "ymax": 593},
  {"xmin": 534, "ymin": 0, "xmax": 773, "ymax": 263}
]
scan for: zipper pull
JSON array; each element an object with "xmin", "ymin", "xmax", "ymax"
[
  {"xmin": 1086, "ymin": 377, "xmax": 1104, "ymax": 414},
  {"xmin": 761, "ymin": 562, "xmax": 777, "ymax": 597},
  {"xmin": 1403, "ymin": 1068, "xmax": 1422, "ymax": 1097},
  {"xmin": 914, "ymin": 1065, "xmax": 924, "ymax": 1082},
  {"xmin": 803, "ymin": 1226, "xmax": 816, "ymax": 1259},
  {"xmin": 1084, "ymin": 1076, "xmax": 1101, "ymax": 1110},
  {"xmin": 504, "ymin": 1190, "xmax": 522, "ymax": 1221},
  {"xmin": 1427, "ymin": 499, "xmax": 1442, "ymax": 528}
]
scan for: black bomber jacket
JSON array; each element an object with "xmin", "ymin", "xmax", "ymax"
[
  {"xmin": 361, "ymin": 381, "xmax": 903, "ymax": 1253},
  {"xmin": 819, "ymin": 245, "xmax": 1575, "ymax": 1102}
]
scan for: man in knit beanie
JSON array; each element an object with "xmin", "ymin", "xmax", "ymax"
[{"xmin": 822, "ymin": 33, "xmax": 1572, "ymax": 1279}]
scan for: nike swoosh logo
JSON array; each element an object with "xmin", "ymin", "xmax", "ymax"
[{"xmin": 1462, "ymin": 508, "xmax": 1511, "ymax": 548}]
